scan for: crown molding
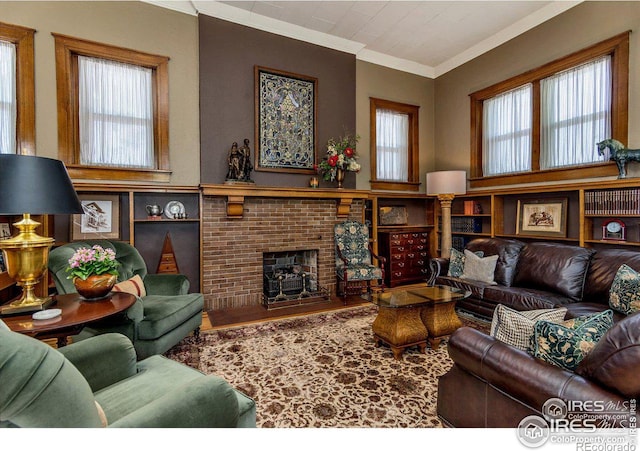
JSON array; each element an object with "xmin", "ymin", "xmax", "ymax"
[
  {"xmin": 433, "ymin": 1, "xmax": 583, "ymax": 77},
  {"xmin": 192, "ymin": 0, "xmax": 364, "ymax": 55},
  {"xmin": 142, "ymin": 0, "xmax": 583, "ymax": 80}
]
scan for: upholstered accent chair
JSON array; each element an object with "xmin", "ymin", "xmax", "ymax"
[
  {"xmin": 48, "ymin": 240, "xmax": 203, "ymax": 360},
  {"xmin": 0, "ymin": 320, "xmax": 256, "ymax": 428},
  {"xmin": 334, "ymin": 220, "xmax": 385, "ymax": 300}
]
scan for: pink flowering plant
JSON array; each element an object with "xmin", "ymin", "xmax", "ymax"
[
  {"xmin": 316, "ymin": 133, "xmax": 361, "ymax": 181},
  {"xmin": 66, "ymin": 245, "xmax": 120, "ymax": 280}
]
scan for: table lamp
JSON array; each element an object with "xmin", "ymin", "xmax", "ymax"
[
  {"xmin": 0, "ymin": 154, "xmax": 82, "ymax": 315},
  {"xmin": 426, "ymin": 170, "xmax": 467, "ymax": 260}
]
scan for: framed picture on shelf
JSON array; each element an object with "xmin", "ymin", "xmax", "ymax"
[
  {"xmin": 0, "ymin": 223, "xmax": 10, "ymax": 240},
  {"xmin": 254, "ymin": 66, "xmax": 317, "ymax": 174},
  {"xmin": 516, "ymin": 198, "xmax": 568, "ymax": 238},
  {"xmin": 71, "ymin": 195, "xmax": 120, "ymax": 241},
  {"xmin": 379, "ymin": 206, "xmax": 408, "ymax": 225}
]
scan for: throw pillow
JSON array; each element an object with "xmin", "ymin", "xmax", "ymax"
[
  {"xmin": 529, "ymin": 310, "xmax": 614, "ymax": 371},
  {"xmin": 609, "ymin": 264, "xmax": 640, "ymax": 315},
  {"xmin": 490, "ymin": 304, "xmax": 567, "ymax": 351},
  {"xmin": 112, "ymin": 274, "xmax": 146, "ymax": 298},
  {"xmin": 460, "ymin": 249, "xmax": 498, "ymax": 284},
  {"xmin": 447, "ymin": 248, "xmax": 484, "ymax": 277}
]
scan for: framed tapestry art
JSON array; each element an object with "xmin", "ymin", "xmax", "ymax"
[
  {"xmin": 72, "ymin": 195, "xmax": 120, "ymax": 241},
  {"xmin": 516, "ymin": 198, "xmax": 568, "ymax": 238},
  {"xmin": 254, "ymin": 66, "xmax": 317, "ymax": 173}
]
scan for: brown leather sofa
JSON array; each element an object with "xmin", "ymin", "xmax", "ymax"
[
  {"xmin": 438, "ymin": 314, "xmax": 640, "ymax": 428},
  {"xmin": 433, "ymin": 238, "xmax": 640, "ymax": 321},
  {"xmin": 436, "ymin": 238, "xmax": 640, "ymax": 428}
]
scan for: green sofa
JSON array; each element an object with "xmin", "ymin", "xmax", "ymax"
[
  {"xmin": 48, "ymin": 240, "xmax": 203, "ymax": 359},
  {"xmin": 0, "ymin": 320, "xmax": 256, "ymax": 428}
]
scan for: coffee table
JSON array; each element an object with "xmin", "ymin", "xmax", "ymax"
[
  {"xmin": 367, "ymin": 285, "xmax": 471, "ymax": 360},
  {"xmin": 3, "ymin": 292, "xmax": 137, "ymax": 347}
]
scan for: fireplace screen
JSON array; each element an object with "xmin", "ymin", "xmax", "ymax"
[{"xmin": 262, "ymin": 250, "xmax": 329, "ymax": 309}]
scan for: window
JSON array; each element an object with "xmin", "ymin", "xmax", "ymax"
[
  {"xmin": 370, "ymin": 98, "xmax": 420, "ymax": 191},
  {"xmin": 0, "ymin": 22, "xmax": 35, "ymax": 155},
  {"xmin": 470, "ymin": 32, "xmax": 629, "ymax": 188},
  {"xmin": 53, "ymin": 34, "xmax": 170, "ymax": 182}
]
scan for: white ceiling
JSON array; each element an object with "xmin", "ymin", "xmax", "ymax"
[{"xmin": 148, "ymin": 0, "xmax": 583, "ymax": 78}]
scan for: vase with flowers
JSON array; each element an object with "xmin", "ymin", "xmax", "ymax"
[
  {"xmin": 66, "ymin": 244, "xmax": 120, "ymax": 300},
  {"xmin": 317, "ymin": 133, "xmax": 361, "ymax": 189}
]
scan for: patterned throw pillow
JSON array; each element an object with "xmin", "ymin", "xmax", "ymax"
[
  {"xmin": 490, "ymin": 304, "xmax": 567, "ymax": 351},
  {"xmin": 529, "ymin": 310, "xmax": 614, "ymax": 371},
  {"xmin": 447, "ymin": 248, "xmax": 484, "ymax": 278},
  {"xmin": 460, "ymin": 249, "xmax": 498, "ymax": 284},
  {"xmin": 609, "ymin": 264, "xmax": 640, "ymax": 315}
]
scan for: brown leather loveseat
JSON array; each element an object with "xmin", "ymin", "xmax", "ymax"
[{"xmin": 434, "ymin": 237, "xmax": 640, "ymax": 321}]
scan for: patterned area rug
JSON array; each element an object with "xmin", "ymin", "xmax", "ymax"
[{"xmin": 165, "ymin": 305, "xmax": 489, "ymax": 428}]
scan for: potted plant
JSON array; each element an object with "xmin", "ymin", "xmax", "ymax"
[{"xmin": 66, "ymin": 244, "xmax": 120, "ymax": 300}]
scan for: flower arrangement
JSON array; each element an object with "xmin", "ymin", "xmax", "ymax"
[
  {"xmin": 66, "ymin": 245, "xmax": 120, "ymax": 280},
  {"xmin": 316, "ymin": 133, "xmax": 361, "ymax": 182}
]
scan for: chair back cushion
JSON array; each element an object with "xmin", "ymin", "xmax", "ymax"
[
  {"xmin": 49, "ymin": 240, "xmax": 148, "ymax": 295},
  {"xmin": 513, "ymin": 242, "xmax": 593, "ymax": 301},
  {"xmin": 583, "ymin": 248, "xmax": 640, "ymax": 305},
  {"xmin": 0, "ymin": 325, "xmax": 103, "ymax": 427},
  {"xmin": 334, "ymin": 221, "xmax": 371, "ymax": 266}
]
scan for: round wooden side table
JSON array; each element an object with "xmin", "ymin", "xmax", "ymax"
[{"xmin": 2, "ymin": 292, "xmax": 137, "ymax": 347}]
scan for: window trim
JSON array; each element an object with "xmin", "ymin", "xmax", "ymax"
[
  {"xmin": 53, "ymin": 33, "xmax": 170, "ymax": 182},
  {"xmin": 0, "ymin": 21, "xmax": 35, "ymax": 155},
  {"xmin": 470, "ymin": 32, "xmax": 629, "ymax": 189},
  {"xmin": 369, "ymin": 97, "xmax": 420, "ymax": 191}
]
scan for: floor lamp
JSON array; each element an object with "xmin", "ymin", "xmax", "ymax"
[
  {"xmin": 0, "ymin": 154, "xmax": 83, "ymax": 315},
  {"xmin": 426, "ymin": 170, "xmax": 467, "ymax": 260}
]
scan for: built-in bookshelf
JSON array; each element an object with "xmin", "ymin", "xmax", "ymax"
[{"xmin": 432, "ymin": 179, "xmax": 640, "ymax": 255}]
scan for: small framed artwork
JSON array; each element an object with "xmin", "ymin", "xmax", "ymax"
[
  {"xmin": 379, "ymin": 206, "xmax": 408, "ymax": 225},
  {"xmin": 0, "ymin": 223, "xmax": 10, "ymax": 240},
  {"xmin": 516, "ymin": 198, "xmax": 568, "ymax": 238},
  {"xmin": 71, "ymin": 195, "xmax": 120, "ymax": 241},
  {"xmin": 254, "ymin": 66, "xmax": 317, "ymax": 174}
]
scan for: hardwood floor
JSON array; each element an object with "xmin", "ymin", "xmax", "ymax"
[{"xmin": 203, "ymin": 294, "xmax": 370, "ymax": 331}]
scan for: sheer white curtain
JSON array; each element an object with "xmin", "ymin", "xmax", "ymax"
[
  {"xmin": 540, "ymin": 56, "xmax": 611, "ymax": 169},
  {"xmin": 482, "ymin": 84, "xmax": 532, "ymax": 176},
  {"xmin": 79, "ymin": 56, "xmax": 154, "ymax": 168},
  {"xmin": 376, "ymin": 108, "xmax": 409, "ymax": 181},
  {"xmin": 0, "ymin": 40, "xmax": 16, "ymax": 154}
]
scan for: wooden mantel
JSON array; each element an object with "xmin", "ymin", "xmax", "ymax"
[{"xmin": 200, "ymin": 183, "xmax": 370, "ymax": 219}]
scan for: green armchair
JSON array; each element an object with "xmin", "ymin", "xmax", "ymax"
[
  {"xmin": 48, "ymin": 240, "xmax": 203, "ymax": 359},
  {"xmin": 0, "ymin": 320, "xmax": 256, "ymax": 427}
]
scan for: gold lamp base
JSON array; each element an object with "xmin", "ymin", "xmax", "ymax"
[{"xmin": 0, "ymin": 214, "xmax": 54, "ymax": 316}]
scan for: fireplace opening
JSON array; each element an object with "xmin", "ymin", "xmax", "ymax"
[{"xmin": 262, "ymin": 249, "xmax": 329, "ymax": 309}]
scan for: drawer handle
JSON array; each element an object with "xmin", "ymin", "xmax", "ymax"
[
  {"xmin": 397, "ymin": 247, "xmax": 405, "ymax": 251},
  {"xmin": 397, "ymin": 262, "xmax": 405, "ymax": 268},
  {"xmin": 407, "ymin": 253, "xmax": 415, "ymax": 258},
  {"xmin": 415, "ymin": 246, "xmax": 424, "ymax": 250},
  {"xmin": 407, "ymin": 240, "xmax": 414, "ymax": 244}
]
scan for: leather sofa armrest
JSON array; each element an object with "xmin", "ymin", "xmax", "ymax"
[
  {"xmin": 58, "ymin": 333, "xmax": 138, "ymax": 392},
  {"xmin": 447, "ymin": 327, "xmax": 628, "ymax": 410},
  {"xmin": 143, "ymin": 273, "xmax": 190, "ymax": 295},
  {"xmin": 107, "ymin": 376, "xmax": 242, "ymax": 428}
]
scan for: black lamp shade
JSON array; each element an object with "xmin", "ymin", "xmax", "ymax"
[{"xmin": 0, "ymin": 154, "xmax": 83, "ymax": 215}]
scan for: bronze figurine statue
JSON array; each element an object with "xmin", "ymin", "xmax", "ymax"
[{"xmin": 225, "ymin": 139, "xmax": 254, "ymax": 183}]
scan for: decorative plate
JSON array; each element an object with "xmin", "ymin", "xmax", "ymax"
[
  {"xmin": 164, "ymin": 201, "xmax": 185, "ymax": 219},
  {"xmin": 32, "ymin": 308, "xmax": 62, "ymax": 320}
]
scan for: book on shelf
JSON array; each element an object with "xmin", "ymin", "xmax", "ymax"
[
  {"xmin": 585, "ymin": 188, "xmax": 640, "ymax": 215},
  {"xmin": 463, "ymin": 201, "xmax": 483, "ymax": 215},
  {"xmin": 440, "ymin": 217, "xmax": 483, "ymax": 233}
]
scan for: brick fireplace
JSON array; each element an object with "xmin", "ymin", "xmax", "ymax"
[{"xmin": 201, "ymin": 191, "xmax": 365, "ymax": 311}]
